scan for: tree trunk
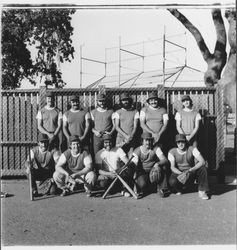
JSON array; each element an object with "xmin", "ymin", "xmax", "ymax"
[
  {"xmin": 167, "ymin": 9, "xmax": 227, "ymax": 86},
  {"xmin": 219, "ymin": 9, "xmax": 236, "ymax": 114}
]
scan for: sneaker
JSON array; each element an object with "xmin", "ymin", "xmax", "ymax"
[
  {"xmin": 84, "ymin": 185, "xmax": 92, "ymax": 197},
  {"xmin": 158, "ymin": 189, "xmax": 170, "ymax": 198},
  {"xmin": 176, "ymin": 191, "xmax": 182, "ymax": 195},
  {"xmin": 32, "ymin": 189, "xmax": 42, "ymax": 197},
  {"xmin": 60, "ymin": 189, "xmax": 70, "ymax": 197},
  {"xmin": 198, "ymin": 191, "xmax": 209, "ymax": 200},
  {"xmin": 86, "ymin": 190, "xmax": 92, "ymax": 197}
]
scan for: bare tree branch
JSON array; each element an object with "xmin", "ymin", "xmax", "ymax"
[
  {"xmin": 212, "ymin": 9, "xmax": 227, "ymax": 55},
  {"xmin": 167, "ymin": 9, "xmax": 211, "ymax": 62}
]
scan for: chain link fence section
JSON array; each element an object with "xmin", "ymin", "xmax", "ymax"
[
  {"xmin": 1, "ymin": 90, "xmax": 39, "ymax": 176},
  {"xmin": 1, "ymin": 85, "xmax": 223, "ymax": 176}
]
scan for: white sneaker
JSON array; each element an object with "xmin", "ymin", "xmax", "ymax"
[
  {"xmin": 176, "ymin": 192, "xmax": 182, "ymax": 195},
  {"xmin": 198, "ymin": 191, "xmax": 209, "ymax": 200}
]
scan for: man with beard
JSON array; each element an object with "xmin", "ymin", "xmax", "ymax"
[
  {"xmin": 168, "ymin": 134, "xmax": 209, "ymax": 200},
  {"xmin": 140, "ymin": 91, "xmax": 169, "ymax": 149},
  {"xmin": 63, "ymin": 95, "xmax": 91, "ymax": 150},
  {"xmin": 132, "ymin": 132, "xmax": 170, "ymax": 198},
  {"xmin": 91, "ymin": 93, "xmax": 115, "ymax": 156},
  {"xmin": 95, "ymin": 134, "xmax": 134, "ymax": 197},
  {"xmin": 113, "ymin": 93, "xmax": 140, "ymax": 157},
  {"xmin": 36, "ymin": 91, "xmax": 63, "ymax": 151},
  {"xmin": 53, "ymin": 135, "xmax": 97, "ymax": 196},
  {"xmin": 25, "ymin": 133, "xmax": 60, "ymax": 196}
]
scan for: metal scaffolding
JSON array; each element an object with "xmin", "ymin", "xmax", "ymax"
[{"xmin": 80, "ymin": 27, "xmax": 203, "ymax": 89}]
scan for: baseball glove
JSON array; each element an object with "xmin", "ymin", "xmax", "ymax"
[
  {"xmin": 38, "ymin": 178, "xmax": 54, "ymax": 195},
  {"xmin": 149, "ymin": 167, "xmax": 160, "ymax": 183},
  {"xmin": 177, "ymin": 171, "xmax": 190, "ymax": 185}
]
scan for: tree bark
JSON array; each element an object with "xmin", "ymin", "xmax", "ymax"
[
  {"xmin": 219, "ymin": 9, "xmax": 236, "ymax": 114},
  {"xmin": 167, "ymin": 8, "xmax": 227, "ymax": 86}
]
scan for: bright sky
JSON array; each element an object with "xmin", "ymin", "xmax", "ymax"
[
  {"xmin": 59, "ymin": 8, "xmax": 230, "ymax": 88},
  {"xmin": 1, "ymin": 1, "xmax": 235, "ymax": 89}
]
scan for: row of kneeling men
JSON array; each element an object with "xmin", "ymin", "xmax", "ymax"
[{"xmin": 25, "ymin": 131, "xmax": 210, "ymax": 200}]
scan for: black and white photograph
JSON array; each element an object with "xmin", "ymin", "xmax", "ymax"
[{"xmin": 1, "ymin": 0, "xmax": 236, "ymax": 249}]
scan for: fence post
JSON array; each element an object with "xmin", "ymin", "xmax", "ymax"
[
  {"xmin": 215, "ymin": 85, "xmax": 225, "ymax": 183},
  {"xmin": 39, "ymin": 85, "xmax": 47, "ymax": 109}
]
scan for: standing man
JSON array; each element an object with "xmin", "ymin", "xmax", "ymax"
[
  {"xmin": 168, "ymin": 134, "xmax": 209, "ymax": 200},
  {"xmin": 53, "ymin": 135, "xmax": 96, "ymax": 196},
  {"xmin": 25, "ymin": 133, "xmax": 60, "ymax": 196},
  {"xmin": 132, "ymin": 132, "xmax": 170, "ymax": 198},
  {"xmin": 140, "ymin": 91, "xmax": 169, "ymax": 149},
  {"xmin": 175, "ymin": 95, "xmax": 201, "ymax": 147},
  {"xmin": 63, "ymin": 95, "xmax": 91, "ymax": 149},
  {"xmin": 91, "ymin": 93, "xmax": 115, "ymax": 156},
  {"xmin": 36, "ymin": 91, "xmax": 63, "ymax": 151},
  {"xmin": 95, "ymin": 134, "xmax": 134, "ymax": 197},
  {"xmin": 114, "ymin": 93, "xmax": 140, "ymax": 157}
]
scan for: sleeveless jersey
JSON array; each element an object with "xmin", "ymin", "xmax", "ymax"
[
  {"xmin": 63, "ymin": 149, "xmax": 90, "ymax": 172},
  {"xmin": 32, "ymin": 147, "xmax": 55, "ymax": 171},
  {"xmin": 64, "ymin": 109, "xmax": 88, "ymax": 136}
]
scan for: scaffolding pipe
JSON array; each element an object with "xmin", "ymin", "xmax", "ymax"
[
  {"xmin": 80, "ymin": 45, "xmax": 83, "ymax": 88},
  {"xmin": 163, "ymin": 25, "xmax": 166, "ymax": 86},
  {"xmin": 120, "ymin": 48, "xmax": 144, "ymax": 58},
  {"xmin": 118, "ymin": 36, "xmax": 121, "ymax": 87},
  {"xmin": 81, "ymin": 57, "xmax": 106, "ymax": 64}
]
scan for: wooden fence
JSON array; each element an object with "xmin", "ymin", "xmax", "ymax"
[{"xmin": 0, "ymin": 85, "xmax": 225, "ymax": 176}]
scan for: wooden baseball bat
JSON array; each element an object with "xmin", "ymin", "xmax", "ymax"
[
  {"xmin": 28, "ymin": 147, "xmax": 34, "ymax": 201},
  {"xmin": 102, "ymin": 157, "xmax": 138, "ymax": 199},
  {"xmin": 102, "ymin": 156, "xmax": 134, "ymax": 199}
]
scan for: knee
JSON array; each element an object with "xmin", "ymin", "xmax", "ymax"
[
  {"xmin": 99, "ymin": 178, "xmax": 110, "ymax": 189},
  {"xmin": 53, "ymin": 171, "xmax": 64, "ymax": 182},
  {"xmin": 197, "ymin": 166, "xmax": 208, "ymax": 175},
  {"xmin": 85, "ymin": 171, "xmax": 97, "ymax": 185},
  {"xmin": 169, "ymin": 175, "xmax": 178, "ymax": 187},
  {"xmin": 136, "ymin": 175, "xmax": 147, "ymax": 190}
]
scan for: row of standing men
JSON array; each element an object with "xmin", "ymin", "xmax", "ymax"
[
  {"xmin": 25, "ymin": 91, "xmax": 209, "ymax": 199},
  {"xmin": 37, "ymin": 91, "xmax": 201, "ymax": 155}
]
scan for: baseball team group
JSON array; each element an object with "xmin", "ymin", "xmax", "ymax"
[{"xmin": 25, "ymin": 90, "xmax": 210, "ymax": 200}]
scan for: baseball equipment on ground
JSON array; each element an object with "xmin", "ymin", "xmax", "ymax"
[
  {"xmin": 28, "ymin": 147, "xmax": 34, "ymax": 201},
  {"xmin": 102, "ymin": 156, "xmax": 138, "ymax": 199},
  {"xmin": 1, "ymin": 192, "xmax": 8, "ymax": 198},
  {"xmin": 177, "ymin": 171, "xmax": 190, "ymax": 184},
  {"xmin": 38, "ymin": 178, "xmax": 54, "ymax": 195}
]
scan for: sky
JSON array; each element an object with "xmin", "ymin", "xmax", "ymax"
[
  {"xmin": 1, "ymin": 1, "xmax": 235, "ymax": 89},
  {"xmin": 60, "ymin": 7, "xmax": 231, "ymax": 88}
]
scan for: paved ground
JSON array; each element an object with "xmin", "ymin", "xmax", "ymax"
[{"xmin": 1, "ymin": 177, "xmax": 236, "ymax": 247}]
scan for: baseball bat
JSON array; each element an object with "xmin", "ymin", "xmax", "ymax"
[
  {"xmin": 28, "ymin": 147, "xmax": 34, "ymax": 201},
  {"xmin": 102, "ymin": 157, "xmax": 138, "ymax": 199},
  {"xmin": 102, "ymin": 156, "xmax": 134, "ymax": 199}
]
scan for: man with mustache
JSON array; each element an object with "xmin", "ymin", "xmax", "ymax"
[
  {"xmin": 114, "ymin": 93, "xmax": 139, "ymax": 158},
  {"xmin": 140, "ymin": 91, "xmax": 169, "ymax": 150},
  {"xmin": 63, "ymin": 95, "xmax": 91, "ymax": 150},
  {"xmin": 91, "ymin": 93, "xmax": 115, "ymax": 156}
]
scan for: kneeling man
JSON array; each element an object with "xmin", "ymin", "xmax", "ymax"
[{"xmin": 53, "ymin": 135, "xmax": 96, "ymax": 196}]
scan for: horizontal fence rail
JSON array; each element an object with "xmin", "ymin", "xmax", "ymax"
[{"xmin": 1, "ymin": 85, "xmax": 224, "ymax": 176}]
